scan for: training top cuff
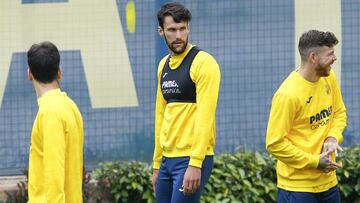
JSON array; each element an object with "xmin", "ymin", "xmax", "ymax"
[
  {"xmin": 189, "ymin": 158, "xmax": 203, "ymax": 168},
  {"xmin": 326, "ymin": 133, "xmax": 344, "ymax": 144},
  {"xmin": 309, "ymin": 154, "xmax": 320, "ymax": 169},
  {"xmin": 153, "ymin": 161, "xmax": 161, "ymax": 170}
]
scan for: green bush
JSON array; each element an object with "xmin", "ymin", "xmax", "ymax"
[
  {"xmin": 5, "ymin": 170, "xmax": 28, "ymax": 203},
  {"xmin": 5, "ymin": 181, "xmax": 28, "ymax": 203},
  {"xmin": 92, "ymin": 146, "xmax": 360, "ymax": 203},
  {"xmin": 337, "ymin": 145, "xmax": 360, "ymax": 203},
  {"xmin": 8, "ymin": 145, "xmax": 360, "ymax": 202},
  {"xmin": 201, "ymin": 151, "xmax": 277, "ymax": 203},
  {"xmin": 92, "ymin": 151, "xmax": 277, "ymax": 203},
  {"xmin": 92, "ymin": 161, "xmax": 155, "ymax": 203}
]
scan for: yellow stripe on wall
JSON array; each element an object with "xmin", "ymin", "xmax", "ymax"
[
  {"xmin": 295, "ymin": 0, "xmax": 342, "ymax": 85},
  {"xmin": 0, "ymin": 0, "xmax": 138, "ymax": 108},
  {"xmin": 126, "ymin": 1, "xmax": 136, "ymax": 34}
]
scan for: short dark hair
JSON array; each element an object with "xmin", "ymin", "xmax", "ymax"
[
  {"xmin": 27, "ymin": 41, "xmax": 60, "ymax": 83},
  {"xmin": 157, "ymin": 2, "xmax": 191, "ymax": 29},
  {"xmin": 298, "ymin": 30, "xmax": 339, "ymax": 61}
]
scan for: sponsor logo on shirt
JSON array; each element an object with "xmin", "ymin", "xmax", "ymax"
[
  {"xmin": 162, "ymin": 80, "xmax": 181, "ymax": 94},
  {"xmin": 306, "ymin": 96, "xmax": 312, "ymax": 104},
  {"xmin": 325, "ymin": 84, "xmax": 331, "ymax": 95},
  {"xmin": 310, "ymin": 106, "xmax": 332, "ymax": 130},
  {"xmin": 162, "ymin": 80, "xmax": 179, "ymax": 88}
]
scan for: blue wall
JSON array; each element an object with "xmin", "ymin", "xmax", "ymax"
[{"xmin": 0, "ymin": 0, "xmax": 358, "ymax": 175}]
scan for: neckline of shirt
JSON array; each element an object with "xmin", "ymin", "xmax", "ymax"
[
  {"xmin": 293, "ymin": 70, "xmax": 322, "ymax": 87},
  {"xmin": 37, "ymin": 88, "xmax": 62, "ymax": 106},
  {"xmin": 168, "ymin": 44, "xmax": 194, "ymax": 70}
]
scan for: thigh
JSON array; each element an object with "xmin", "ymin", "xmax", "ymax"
[
  {"xmin": 318, "ymin": 186, "xmax": 340, "ymax": 203},
  {"xmin": 278, "ymin": 188, "xmax": 317, "ymax": 203},
  {"xmin": 171, "ymin": 156, "xmax": 213, "ymax": 203},
  {"xmin": 155, "ymin": 158, "xmax": 173, "ymax": 203}
]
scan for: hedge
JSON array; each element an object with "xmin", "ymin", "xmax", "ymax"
[
  {"xmin": 92, "ymin": 145, "xmax": 360, "ymax": 203},
  {"xmin": 7, "ymin": 145, "xmax": 360, "ymax": 202}
]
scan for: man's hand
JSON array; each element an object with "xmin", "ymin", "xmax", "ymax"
[
  {"xmin": 322, "ymin": 137, "xmax": 343, "ymax": 157},
  {"xmin": 318, "ymin": 145, "xmax": 342, "ymax": 173},
  {"xmin": 181, "ymin": 166, "xmax": 201, "ymax": 195},
  {"xmin": 152, "ymin": 169, "xmax": 159, "ymax": 192}
]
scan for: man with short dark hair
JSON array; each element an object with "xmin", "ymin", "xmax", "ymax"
[
  {"xmin": 266, "ymin": 30, "xmax": 347, "ymax": 203},
  {"xmin": 151, "ymin": 2, "xmax": 221, "ymax": 203},
  {"xmin": 27, "ymin": 41, "xmax": 84, "ymax": 203}
]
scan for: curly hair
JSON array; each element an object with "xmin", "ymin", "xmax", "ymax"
[
  {"xmin": 157, "ymin": 2, "xmax": 191, "ymax": 29},
  {"xmin": 298, "ymin": 30, "xmax": 338, "ymax": 61}
]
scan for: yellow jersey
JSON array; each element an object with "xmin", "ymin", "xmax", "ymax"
[
  {"xmin": 28, "ymin": 89, "xmax": 84, "ymax": 203},
  {"xmin": 153, "ymin": 45, "xmax": 221, "ymax": 169},
  {"xmin": 266, "ymin": 70, "xmax": 346, "ymax": 192}
]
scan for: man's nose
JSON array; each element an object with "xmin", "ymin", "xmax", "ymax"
[{"xmin": 175, "ymin": 30, "xmax": 182, "ymax": 39}]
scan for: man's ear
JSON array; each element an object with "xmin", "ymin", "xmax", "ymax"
[
  {"xmin": 308, "ymin": 52, "xmax": 317, "ymax": 64},
  {"xmin": 57, "ymin": 67, "xmax": 62, "ymax": 81},
  {"xmin": 158, "ymin": 26, "xmax": 164, "ymax": 36},
  {"xmin": 27, "ymin": 68, "xmax": 33, "ymax": 81}
]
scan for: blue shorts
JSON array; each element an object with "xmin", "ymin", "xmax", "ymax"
[
  {"xmin": 155, "ymin": 156, "xmax": 213, "ymax": 203},
  {"xmin": 278, "ymin": 186, "xmax": 340, "ymax": 203}
]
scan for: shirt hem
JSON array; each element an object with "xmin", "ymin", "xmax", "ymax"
[{"xmin": 277, "ymin": 178, "xmax": 337, "ymax": 193}]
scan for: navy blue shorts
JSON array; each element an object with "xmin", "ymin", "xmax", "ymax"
[
  {"xmin": 155, "ymin": 156, "xmax": 213, "ymax": 203},
  {"xmin": 278, "ymin": 186, "xmax": 340, "ymax": 203}
]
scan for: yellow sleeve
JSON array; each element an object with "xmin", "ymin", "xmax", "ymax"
[
  {"xmin": 266, "ymin": 92, "xmax": 319, "ymax": 169},
  {"xmin": 189, "ymin": 53, "xmax": 221, "ymax": 168},
  {"xmin": 327, "ymin": 71, "xmax": 347, "ymax": 143},
  {"xmin": 152, "ymin": 59, "xmax": 167, "ymax": 170},
  {"xmin": 40, "ymin": 111, "xmax": 66, "ymax": 202}
]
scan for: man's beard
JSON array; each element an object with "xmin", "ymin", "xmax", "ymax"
[
  {"xmin": 315, "ymin": 64, "xmax": 331, "ymax": 77},
  {"xmin": 164, "ymin": 35, "xmax": 188, "ymax": 55}
]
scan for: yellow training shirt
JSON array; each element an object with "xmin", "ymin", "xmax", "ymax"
[
  {"xmin": 153, "ymin": 44, "xmax": 221, "ymax": 169},
  {"xmin": 28, "ymin": 89, "xmax": 84, "ymax": 203},
  {"xmin": 266, "ymin": 70, "xmax": 347, "ymax": 192}
]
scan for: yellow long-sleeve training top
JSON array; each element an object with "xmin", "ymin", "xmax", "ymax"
[
  {"xmin": 28, "ymin": 89, "xmax": 84, "ymax": 203},
  {"xmin": 153, "ymin": 44, "xmax": 221, "ymax": 169},
  {"xmin": 266, "ymin": 70, "xmax": 347, "ymax": 192}
]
